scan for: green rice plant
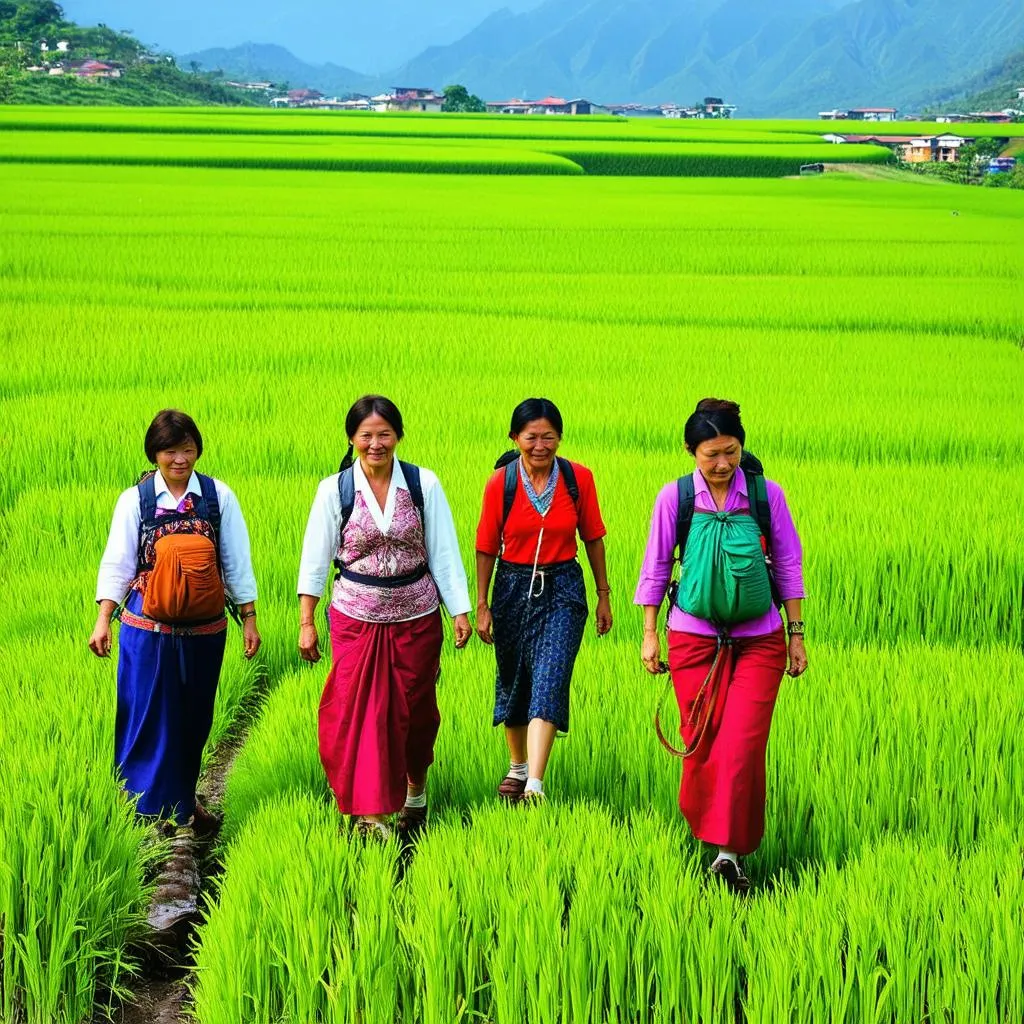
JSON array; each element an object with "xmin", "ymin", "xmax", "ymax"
[
  {"xmin": 0, "ymin": 644, "xmax": 156, "ymax": 1024},
  {"xmin": 540, "ymin": 140, "xmax": 891, "ymax": 175},
  {"xmin": 1, "ymin": 125, "xmax": 1022, "ymax": 1022},
  {"xmin": 0, "ymin": 127, "xmax": 585, "ymax": 175}
]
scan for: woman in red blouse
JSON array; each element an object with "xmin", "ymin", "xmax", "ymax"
[{"xmin": 476, "ymin": 398, "xmax": 612, "ymax": 802}]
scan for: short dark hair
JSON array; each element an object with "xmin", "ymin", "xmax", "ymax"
[
  {"xmin": 683, "ymin": 398, "xmax": 745, "ymax": 452},
  {"xmin": 509, "ymin": 398, "xmax": 564, "ymax": 439},
  {"xmin": 340, "ymin": 395, "xmax": 405, "ymax": 471},
  {"xmin": 144, "ymin": 409, "xmax": 203, "ymax": 463}
]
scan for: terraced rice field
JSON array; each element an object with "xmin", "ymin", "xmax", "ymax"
[{"xmin": 1, "ymin": 108, "xmax": 1022, "ymax": 1023}]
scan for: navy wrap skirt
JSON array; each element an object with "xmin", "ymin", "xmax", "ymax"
[{"xmin": 491, "ymin": 559, "xmax": 587, "ymax": 733}]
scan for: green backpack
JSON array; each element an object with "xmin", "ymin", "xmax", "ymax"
[{"xmin": 670, "ymin": 452, "xmax": 777, "ymax": 627}]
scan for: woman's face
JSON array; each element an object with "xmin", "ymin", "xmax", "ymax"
[
  {"xmin": 513, "ymin": 418, "xmax": 561, "ymax": 471},
  {"xmin": 155, "ymin": 438, "xmax": 199, "ymax": 485},
  {"xmin": 691, "ymin": 434, "xmax": 742, "ymax": 485},
  {"xmin": 352, "ymin": 413, "xmax": 399, "ymax": 468}
]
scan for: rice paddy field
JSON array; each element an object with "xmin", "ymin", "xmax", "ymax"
[{"xmin": 1, "ymin": 107, "xmax": 1023, "ymax": 1023}]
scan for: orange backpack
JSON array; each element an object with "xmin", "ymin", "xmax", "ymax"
[{"xmin": 135, "ymin": 472, "xmax": 226, "ymax": 625}]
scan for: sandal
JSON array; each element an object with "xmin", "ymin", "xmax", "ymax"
[
  {"xmin": 396, "ymin": 804, "xmax": 428, "ymax": 843},
  {"xmin": 354, "ymin": 816, "xmax": 394, "ymax": 843},
  {"xmin": 497, "ymin": 774, "xmax": 527, "ymax": 802}
]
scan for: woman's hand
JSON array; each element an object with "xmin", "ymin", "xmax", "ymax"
[
  {"xmin": 243, "ymin": 618, "xmax": 261, "ymax": 659},
  {"xmin": 88, "ymin": 617, "xmax": 112, "ymax": 658},
  {"xmin": 475, "ymin": 605, "xmax": 494, "ymax": 645},
  {"xmin": 641, "ymin": 629, "xmax": 664, "ymax": 675},
  {"xmin": 595, "ymin": 594, "xmax": 613, "ymax": 636},
  {"xmin": 452, "ymin": 613, "xmax": 472, "ymax": 649},
  {"xmin": 299, "ymin": 622, "xmax": 321, "ymax": 663},
  {"xmin": 786, "ymin": 635, "xmax": 807, "ymax": 677}
]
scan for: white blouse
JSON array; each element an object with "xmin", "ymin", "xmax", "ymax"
[
  {"xmin": 96, "ymin": 471, "xmax": 258, "ymax": 605},
  {"xmin": 298, "ymin": 459, "xmax": 471, "ymax": 617}
]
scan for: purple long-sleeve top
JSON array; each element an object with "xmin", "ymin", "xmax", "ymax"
[{"xmin": 633, "ymin": 468, "xmax": 805, "ymax": 637}]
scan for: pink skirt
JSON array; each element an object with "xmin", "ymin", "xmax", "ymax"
[{"xmin": 319, "ymin": 606, "xmax": 443, "ymax": 816}]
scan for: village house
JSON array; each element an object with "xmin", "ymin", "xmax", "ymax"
[
  {"xmin": 820, "ymin": 107, "xmax": 898, "ymax": 122},
  {"xmin": 825, "ymin": 131, "xmax": 975, "ymax": 162},
  {"xmin": 382, "ymin": 87, "xmax": 444, "ymax": 112},
  {"xmin": 70, "ymin": 59, "xmax": 123, "ymax": 78},
  {"xmin": 486, "ymin": 96, "xmax": 608, "ymax": 115}
]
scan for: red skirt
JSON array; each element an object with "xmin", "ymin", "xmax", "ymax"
[
  {"xmin": 667, "ymin": 629, "xmax": 787, "ymax": 856},
  {"xmin": 319, "ymin": 607, "xmax": 443, "ymax": 816}
]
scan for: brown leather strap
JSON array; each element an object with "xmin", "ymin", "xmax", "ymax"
[{"xmin": 655, "ymin": 637, "xmax": 729, "ymax": 761}]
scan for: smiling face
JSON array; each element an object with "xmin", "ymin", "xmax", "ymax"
[
  {"xmin": 352, "ymin": 412, "xmax": 400, "ymax": 469},
  {"xmin": 691, "ymin": 434, "xmax": 742, "ymax": 487},
  {"xmin": 154, "ymin": 438, "xmax": 199, "ymax": 486},
  {"xmin": 512, "ymin": 417, "xmax": 561, "ymax": 472}
]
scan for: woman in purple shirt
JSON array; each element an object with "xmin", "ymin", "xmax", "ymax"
[{"xmin": 634, "ymin": 398, "xmax": 807, "ymax": 895}]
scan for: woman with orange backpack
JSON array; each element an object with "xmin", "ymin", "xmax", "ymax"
[
  {"xmin": 89, "ymin": 409, "xmax": 260, "ymax": 832},
  {"xmin": 635, "ymin": 398, "xmax": 806, "ymax": 895}
]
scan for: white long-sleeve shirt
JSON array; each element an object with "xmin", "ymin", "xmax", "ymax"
[
  {"xmin": 297, "ymin": 460, "xmax": 471, "ymax": 618},
  {"xmin": 96, "ymin": 471, "xmax": 258, "ymax": 605}
]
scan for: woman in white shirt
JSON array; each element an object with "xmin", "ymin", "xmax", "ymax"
[
  {"xmin": 89, "ymin": 409, "xmax": 260, "ymax": 833},
  {"xmin": 298, "ymin": 395, "xmax": 472, "ymax": 842}
]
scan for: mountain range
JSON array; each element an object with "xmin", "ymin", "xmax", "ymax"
[{"xmin": 73, "ymin": 0, "xmax": 1024, "ymax": 116}]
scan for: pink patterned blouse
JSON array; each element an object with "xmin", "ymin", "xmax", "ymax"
[{"xmin": 331, "ymin": 489, "xmax": 439, "ymax": 623}]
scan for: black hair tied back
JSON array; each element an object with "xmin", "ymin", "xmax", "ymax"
[
  {"xmin": 338, "ymin": 394, "xmax": 405, "ymax": 473},
  {"xmin": 683, "ymin": 397, "xmax": 746, "ymax": 452}
]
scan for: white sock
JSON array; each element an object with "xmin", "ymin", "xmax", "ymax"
[
  {"xmin": 713, "ymin": 849, "xmax": 738, "ymax": 866},
  {"xmin": 405, "ymin": 791, "xmax": 426, "ymax": 809},
  {"xmin": 508, "ymin": 761, "xmax": 529, "ymax": 781},
  {"xmin": 525, "ymin": 777, "xmax": 544, "ymax": 795}
]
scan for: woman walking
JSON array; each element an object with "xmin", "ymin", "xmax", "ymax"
[
  {"xmin": 298, "ymin": 395, "xmax": 472, "ymax": 841},
  {"xmin": 635, "ymin": 398, "xmax": 806, "ymax": 894},
  {"xmin": 89, "ymin": 409, "xmax": 261, "ymax": 831},
  {"xmin": 476, "ymin": 398, "xmax": 612, "ymax": 803}
]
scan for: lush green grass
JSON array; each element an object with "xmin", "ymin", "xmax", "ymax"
[{"xmin": 1, "ymin": 115, "xmax": 1022, "ymax": 1022}]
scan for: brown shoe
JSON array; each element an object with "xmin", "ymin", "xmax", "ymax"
[
  {"xmin": 497, "ymin": 774, "xmax": 527, "ymax": 802},
  {"xmin": 396, "ymin": 804, "xmax": 427, "ymax": 843},
  {"xmin": 710, "ymin": 858, "xmax": 751, "ymax": 896}
]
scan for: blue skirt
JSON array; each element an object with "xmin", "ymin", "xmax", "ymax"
[
  {"xmin": 491, "ymin": 560, "xmax": 587, "ymax": 733},
  {"xmin": 115, "ymin": 590, "xmax": 226, "ymax": 823}
]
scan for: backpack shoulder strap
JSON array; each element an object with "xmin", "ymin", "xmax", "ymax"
[
  {"xmin": 501, "ymin": 460, "xmax": 518, "ymax": 532},
  {"xmin": 749, "ymin": 473, "xmax": 772, "ymax": 550},
  {"xmin": 196, "ymin": 473, "xmax": 221, "ymax": 542},
  {"xmin": 739, "ymin": 454, "xmax": 772, "ymax": 552},
  {"xmin": 676, "ymin": 474, "xmax": 696, "ymax": 559},
  {"xmin": 556, "ymin": 457, "xmax": 580, "ymax": 507},
  {"xmin": 337, "ymin": 467, "xmax": 356, "ymax": 532},
  {"xmin": 399, "ymin": 461, "xmax": 426, "ymax": 527},
  {"xmin": 137, "ymin": 472, "xmax": 158, "ymax": 525}
]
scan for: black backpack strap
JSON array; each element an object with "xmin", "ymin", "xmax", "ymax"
[
  {"xmin": 196, "ymin": 473, "xmax": 221, "ymax": 546},
  {"xmin": 556, "ymin": 457, "xmax": 579, "ymax": 507},
  {"xmin": 739, "ymin": 451, "xmax": 772, "ymax": 553},
  {"xmin": 399, "ymin": 461, "xmax": 426, "ymax": 527},
  {"xmin": 135, "ymin": 472, "xmax": 158, "ymax": 573},
  {"xmin": 676, "ymin": 474, "xmax": 696, "ymax": 560},
  {"xmin": 333, "ymin": 467, "xmax": 356, "ymax": 570},
  {"xmin": 501, "ymin": 460, "xmax": 518, "ymax": 533}
]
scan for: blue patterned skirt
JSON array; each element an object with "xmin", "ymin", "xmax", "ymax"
[{"xmin": 491, "ymin": 559, "xmax": 587, "ymax": 733}]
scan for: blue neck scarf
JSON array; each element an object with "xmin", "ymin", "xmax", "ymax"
[{"xmin": 519, "ymin": 457, "xmax": 559, "ymax": 517}]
